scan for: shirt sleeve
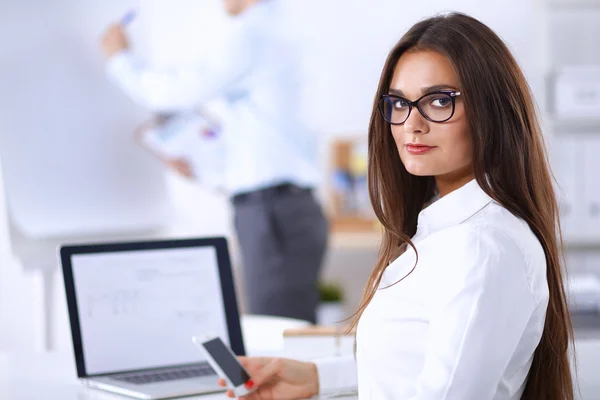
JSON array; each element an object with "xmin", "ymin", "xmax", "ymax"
[
  {"xmin": 314, "ymin": 355, "xmax": 358, "ymax": 394},
  {"xmin": 409, "ymin": 227, "xmax": 543, "ymax": 400},
  {"xmin": 105, "ymin": 25, "xmax": 254, "ymax": 112}
]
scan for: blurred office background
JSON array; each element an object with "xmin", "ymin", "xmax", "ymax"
[{"xmin": 1, "ymin": 0, "xmax": 599, "ymax": 381}]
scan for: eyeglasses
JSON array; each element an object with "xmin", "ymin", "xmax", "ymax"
[{"xmin": 378, "ymin": 90, "xmax": 462, "ymax": 125}]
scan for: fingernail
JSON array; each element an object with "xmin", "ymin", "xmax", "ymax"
[{"xmin": 245, "ymin": 380, "xmax": 255, "ymax": 389}]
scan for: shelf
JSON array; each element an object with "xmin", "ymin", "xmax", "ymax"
[
  {"xmin": 564, "ymin": 237, "xmax": 600, "ymax": 250},
  {"xmin": 330, "ymin": 217, "xmax": 377, "ymax": 232},
  {"xmin": 572, "ymin": 313, "xmax": 600, "ymax": 340},
  {"xmin": 546, "ymin": 117, "xmax": 600, "ymax": 132},
  {"xmin": 329, "ymin": 231, "xmax": 600, "ymax": 251},
  {"xmin": 330, "ymin": 230, "xmax": 381, "ymax": 250},
  {"xmin": 548, "ymin": 0, "xmax": 600, "ymax": 7}
]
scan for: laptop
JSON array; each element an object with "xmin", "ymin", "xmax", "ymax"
[{"xmin": 60, "ymin": 237, "xmax": 245, "ymax": 399}]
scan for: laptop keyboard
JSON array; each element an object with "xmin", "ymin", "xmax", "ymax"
[{"xmin": 110, "ymin": 364, "xmax": 216, "ymax": 385}]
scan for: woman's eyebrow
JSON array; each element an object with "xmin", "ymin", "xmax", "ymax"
[
  {"xmin": 421, "ymin": 84, "xmax": 460, "ymax": 94},
  {"xmin": 388, "ymin": 88, "xmax": 404, "ymax": 96},
  {"xmin": 388, "ymin": 85, "xmax": 460, "ymax": 97}
]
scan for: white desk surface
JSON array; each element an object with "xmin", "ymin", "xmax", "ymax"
[
  {"xmin": 0, "ymin": 352, "xmax": 357, "ymax": 400},
  {"xmin": 2, "ymin": 314, "xmax": 600, "ymax": 399},
  {"xmin": 0, "ymin": 315, "xmax": 356, "ymax": 400}
]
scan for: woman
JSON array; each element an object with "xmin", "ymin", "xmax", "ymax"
[{"xmin": 220, "ymin": 12, "xmax": 574, "ymax": 400}]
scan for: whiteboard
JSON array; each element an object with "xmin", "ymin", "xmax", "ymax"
[{"xmin": 0, "ymin": 0, "xmax": 172, "ymax": 239}]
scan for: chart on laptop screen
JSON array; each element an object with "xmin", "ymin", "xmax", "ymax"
[{"xmin": 71, "ymin": 247, "xmax": 229, "ymax": 375}]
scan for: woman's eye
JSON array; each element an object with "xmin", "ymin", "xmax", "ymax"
[
  {"xmin": 431, "ymin": 97, "xmax": 451, "ymax": 107},
  {"xmin": 393, "ymin": 100, "xmax": 408, "ymax": 109}
]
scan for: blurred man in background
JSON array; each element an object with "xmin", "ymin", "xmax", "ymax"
[{"xmin": 100, "ymin": 0, "xmax": 328, "ymax": 323}]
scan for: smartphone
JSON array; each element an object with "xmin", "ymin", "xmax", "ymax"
[{"xmin": 192, "ymin": 335, "xmax": 255, "ymax": 397}]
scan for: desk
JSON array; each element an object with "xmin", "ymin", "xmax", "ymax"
[
  {"xmin": 0, "ymin": 315, "xmax": 356, "ymax": 400},
  {"xmin": 2, "ymin": 314, "xmax": 600, "ymax": 399},
  {"xmin": 0, "ymin": 353, "xmax": 357, "ymax": 400}
]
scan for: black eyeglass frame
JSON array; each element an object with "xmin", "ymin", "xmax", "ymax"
[{"xmin": 378, "ymin": 90, "xmax": 462, "ymax": 124}]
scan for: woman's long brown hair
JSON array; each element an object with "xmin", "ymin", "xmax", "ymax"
[{"xmin": 348, "ymin": 13, "xmax": 574, "ymax": 400}]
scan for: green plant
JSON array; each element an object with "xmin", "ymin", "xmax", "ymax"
[{"xmin": 318, "ymin": 281, "xmax": 344, "ymax": 303}]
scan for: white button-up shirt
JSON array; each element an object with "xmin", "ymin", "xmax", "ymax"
[
  {"xmin": 316, "ymin": 179, "xmax": 549, "ymax": 399},
  {"xmin": 106, "ymin": 1, "xmax": 319, "ymax": 195}
]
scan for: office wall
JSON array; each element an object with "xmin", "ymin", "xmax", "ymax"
[{"xmin": 286, "ymin": 0, "xmax": 541, "ymax": 135}]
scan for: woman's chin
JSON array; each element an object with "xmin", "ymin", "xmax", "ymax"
[{"xmin": 404, "ymin": 163, "xmax": 436, "ymax": 177}]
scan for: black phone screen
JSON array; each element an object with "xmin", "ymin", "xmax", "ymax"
[{"xmin": 203, "ymin": 338, "xmax": 250, "ymax": 386}]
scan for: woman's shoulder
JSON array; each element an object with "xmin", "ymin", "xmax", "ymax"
[
  {"xmin": 431, "ymin": 216, "xmax": 524, "ymax": 265},
  {"xmin": 438, "ymin": 202, "xmax": 543, "ymax": 259},
  {"xmin": 430, "ymin": 202, "xmax": 548, "ymax": 300},
  {"xmin": 438, "ymin": 198, "xmax": 537, "ymax": 242},
  {"xmin": 474, "ymin": 201, "xmax": 545, "ymax": 259}
]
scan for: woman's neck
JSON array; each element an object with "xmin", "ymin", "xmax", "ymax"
[{"xmin": 435, "ymin": 166, "xmax": 475, "ymax": 198}]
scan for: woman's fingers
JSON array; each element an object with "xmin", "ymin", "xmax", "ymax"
[
  {"xmin": 250, "ymin": 358, "xmax": 284, "ymax": 387},
  {"xmin": 238, "ymin": 356, "xmax": 274, "ymax": 374}
]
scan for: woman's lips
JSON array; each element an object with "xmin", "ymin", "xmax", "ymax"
[{"xmin": 406, "ymin": 144, "xmax": 436, "ymax": 155}]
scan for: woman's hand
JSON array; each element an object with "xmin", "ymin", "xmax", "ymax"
[{"xmin": 218, "ymin": 357, "xmax": 319, "ymax": 399}]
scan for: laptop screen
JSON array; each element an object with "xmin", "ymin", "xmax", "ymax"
[{"xmin": 69, "ymin": 244, "xmax": 232, "ymax": 376}]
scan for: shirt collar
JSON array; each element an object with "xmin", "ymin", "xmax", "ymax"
[{"xmin": 417, "ymin": 179, "xmax": 493, "ymax": 236}]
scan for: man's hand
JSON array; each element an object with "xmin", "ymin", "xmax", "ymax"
[
  {"xmin": 168, "ymin": 158, "xmax": 194, "ymax": 179},
  {"xmin": 101, "ymin": 24, "xmax": 129, "ymax": 60}
]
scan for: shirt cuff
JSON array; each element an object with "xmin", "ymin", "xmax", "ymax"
[
  {"xmin": 105, "ymin": 50, "xmax": 136, "ymax": 81},
  {"xmin": 314, "ymin": 355, "xmax": 358, "ymax": 394}
]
